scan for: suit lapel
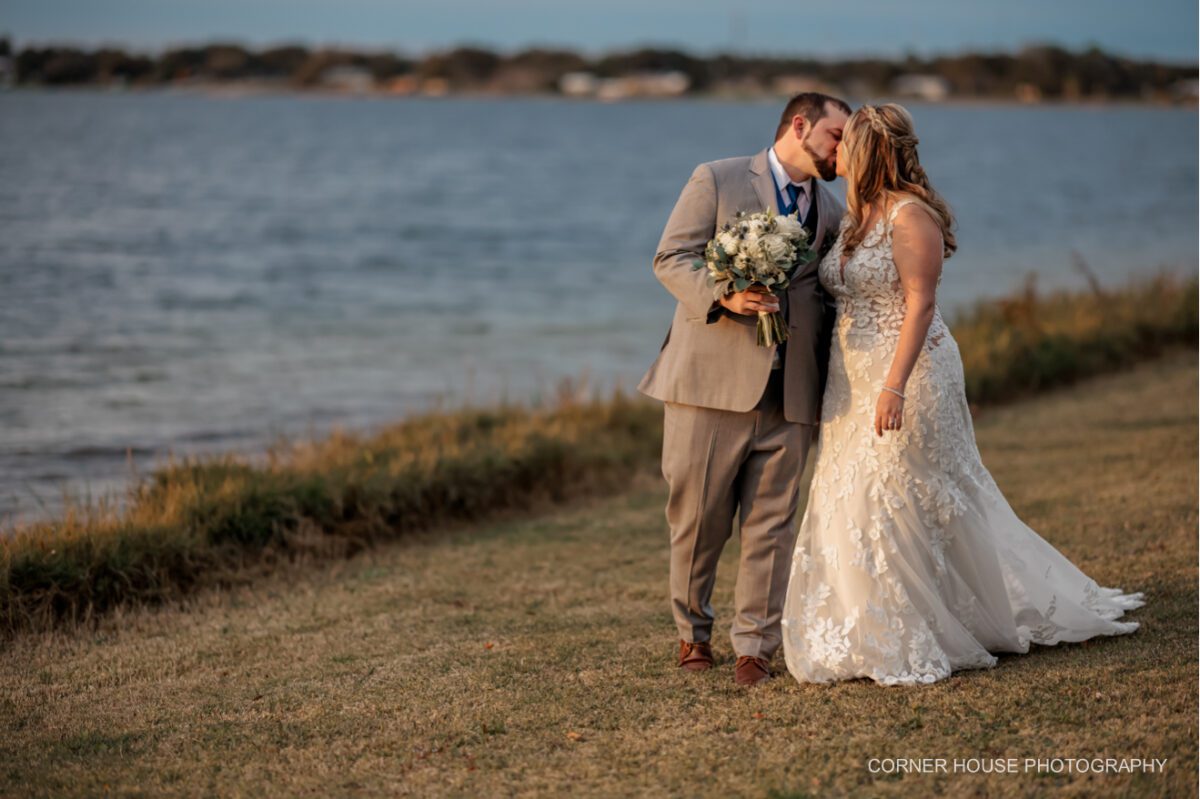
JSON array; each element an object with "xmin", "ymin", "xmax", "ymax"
[
  {"xmin": 810, "ymin": 184, "xmax": 829, "ymax": 256},
  {"xmin": 748, "ymin": 149, "xmax": 777, "ymax": 214}
]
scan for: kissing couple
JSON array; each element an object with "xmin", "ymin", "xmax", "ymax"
[{"xmin": 636, "ymin": 92, "xmax": 1145, "ymax": 687}]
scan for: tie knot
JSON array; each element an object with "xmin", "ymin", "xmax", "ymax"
[{"xmin": 788, "ymin": 183, "xmax": 807, "ymax": 204}]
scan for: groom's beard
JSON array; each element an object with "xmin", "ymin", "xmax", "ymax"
[{"xmin": 803, "ymin": 140, "xmax": 837, "ymax": 181}]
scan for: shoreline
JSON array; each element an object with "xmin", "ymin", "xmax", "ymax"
[{"xmin": 3, "ymin": 83, "xmax": 1195, "ymax": 109}]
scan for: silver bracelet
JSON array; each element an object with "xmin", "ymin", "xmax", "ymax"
[{"xmin": 882, "ymin": 386, "xmax": 906, "ymax": 400}]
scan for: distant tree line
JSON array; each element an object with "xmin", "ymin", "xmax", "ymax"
[{"xmin": 0, "ymin": 35, "xmax": 1194, "ymax": 101}]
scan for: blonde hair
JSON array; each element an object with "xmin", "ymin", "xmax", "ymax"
[{"xmin": 840, "ymin": 103, "xmax": 957, "ymax": 261}]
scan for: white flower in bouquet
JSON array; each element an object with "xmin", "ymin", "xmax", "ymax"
[
  {"xmin": 773, "ymin": 213, "xmax": 809, "ymax": 241},
  {"xmin": 760, "ymin": 233, "xmax": 791, "ymax": 264},
  {"xmin": 691, "ymin": 208, "xmax": 818, "ymax": 347},
  {"xmin": 717, "ymin": 230, "xmax": 741, "ymax": 255}
]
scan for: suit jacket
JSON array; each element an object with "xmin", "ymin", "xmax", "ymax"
[{"xmin": 636, "ymin": 148, "xmax": 846, "ymax": 425}]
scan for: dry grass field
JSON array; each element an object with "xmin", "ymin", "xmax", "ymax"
[{"xmin": 0, "ymin": 348, "xmax": 1195, "ymax": 797}]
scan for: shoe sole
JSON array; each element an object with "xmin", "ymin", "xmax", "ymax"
[{"xmin": 734, "ymin": 671, "xmax": 772, "ymax": 685}]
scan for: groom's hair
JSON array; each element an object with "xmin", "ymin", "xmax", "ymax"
[{"xmin": 775, "ymin": 92, "xmax": 851, "ymax": 141}]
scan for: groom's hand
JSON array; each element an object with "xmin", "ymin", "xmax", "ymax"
[{"xmin": 719, "ymin": 286, "xmax": 780, "ymax": 316}]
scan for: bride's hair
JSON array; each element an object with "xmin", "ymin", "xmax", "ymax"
[{"xmin": 840, "ymin": 103, "xmax": 957, "ymax": 261}]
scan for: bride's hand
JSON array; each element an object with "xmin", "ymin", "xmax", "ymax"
[{"xmin": 875, "ymin": 390, "xmax": 905, "ymax": 437}]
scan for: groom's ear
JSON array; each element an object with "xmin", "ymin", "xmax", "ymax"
[{"xmin": 789, "ymin": 114, "xmax": 809, "ymax": 139}]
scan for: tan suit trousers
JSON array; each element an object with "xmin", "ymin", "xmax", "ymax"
[{"xmin": 662, "ymin": 368, "xmax": 815, "ymax": 661}]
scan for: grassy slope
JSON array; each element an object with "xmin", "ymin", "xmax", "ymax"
[
  {"xmin": 4, "ymin": 275, "xmax": 1194, "ymax": 637},
  {"xmin": 0, "ymin": 350, "xmax": 1195, "ymax": 798}
]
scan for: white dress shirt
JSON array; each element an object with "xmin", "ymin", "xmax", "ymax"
[{"xmin": 767, "ymin": 146, "xmax": 812, "ymax": 221}]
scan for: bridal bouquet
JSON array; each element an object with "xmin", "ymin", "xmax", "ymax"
[{"xmin": 691, "ymin": 208, "xmax": 817, "ymax": 346}]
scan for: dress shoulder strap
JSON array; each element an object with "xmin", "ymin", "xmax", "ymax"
[
  {"xmin": 886, "ymin": 195, "xmax": 920, "ymax": 224},
  {"xmin": 884, "ymin": 195, "xmax": 921, "ymax": 246}
]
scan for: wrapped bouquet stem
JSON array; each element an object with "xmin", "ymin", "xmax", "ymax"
[
  {"xmin": 692, "ymin": 208, "xmax": 817, "ymax": 347},
  {"xmin": 755, "ymin": 294, "xmax": 788, "ymax": 347}
]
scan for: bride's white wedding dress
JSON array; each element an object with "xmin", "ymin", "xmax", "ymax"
[{"xmin": 780, "ymin": 196, "xmax": 1146, "ymax": 686}]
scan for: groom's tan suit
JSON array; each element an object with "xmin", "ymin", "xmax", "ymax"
[{"xmin": 637, "ymin": 148, "xmax": 845, "ymax": 660}]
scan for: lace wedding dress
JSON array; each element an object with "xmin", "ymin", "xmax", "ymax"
[{"xmin": 780, "ymin": 196, "xmax": 1146, "ymax": 686}]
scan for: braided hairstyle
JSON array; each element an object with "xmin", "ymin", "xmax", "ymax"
[{"xmin": 839, "ymin": 103, "xmax": 957, "ymax": 262}]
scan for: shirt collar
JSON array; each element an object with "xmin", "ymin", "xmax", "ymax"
[{"xmin": 767, "ymin": 146, "xmax": 812, "ymax": 197}]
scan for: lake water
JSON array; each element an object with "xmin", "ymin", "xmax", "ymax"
[{"xmin": 1, "ymin": 91, "xmax": 1196, "ymax": 528}]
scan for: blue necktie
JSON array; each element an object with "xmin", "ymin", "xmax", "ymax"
[{"xmin": 784, "ymin": 183, "xmax": 804, "ymax": 216}]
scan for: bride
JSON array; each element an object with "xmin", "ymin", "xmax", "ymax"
[{"xmin": 780, "ymin": 103, "xmax": 1146, "ymax": 686}]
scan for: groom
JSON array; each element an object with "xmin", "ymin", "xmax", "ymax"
[{"xmin": 637, "ymin": 93, "xmax": 849, "ymax": 686}]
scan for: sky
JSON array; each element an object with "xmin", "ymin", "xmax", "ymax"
[{"xmin": 1, "ymin": 0, "xmax": 1197, "ymax": 63}]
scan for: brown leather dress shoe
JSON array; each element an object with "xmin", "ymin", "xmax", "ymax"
[
  {"xmin": 678, "ymin": 640, "xmax": 714, "ymax": 671},
  {"xmin": 734, "ymin": 655, "xmax": 772, "ymax": 686}
]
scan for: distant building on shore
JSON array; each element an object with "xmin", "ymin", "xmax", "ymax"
[
  {"xmin": 559, "ymin": 71, "xmax": 598, "ymax": 97},
  {"xmin": 1171, "ymin": 78, "xmax": 1198, "ymax": 104},
  {"xmin": 559, "ymin": 70, "xmax": 690, "ymax": 100},
  {"xmin": 890, "ymin": 74, "xmax": 952, "ymax": 101},
  {"xmin": 317, "ymin": 65, "xmax": 374, "ymax": 93},
  {"xmin": 421, "ymin": 77, "xmax": 450, "ymax": 97},
  {"xmin": 384, "ymin": 75, "xmax": 419, "ymax": 95},
  {"xmin": 1014, "ymin": 82, "xmax": 1043, "ymax": 103}
]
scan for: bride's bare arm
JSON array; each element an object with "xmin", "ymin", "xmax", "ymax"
[{"xmin": 875, "ymin": 202, "xmax": 945, "ymax": 436}]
